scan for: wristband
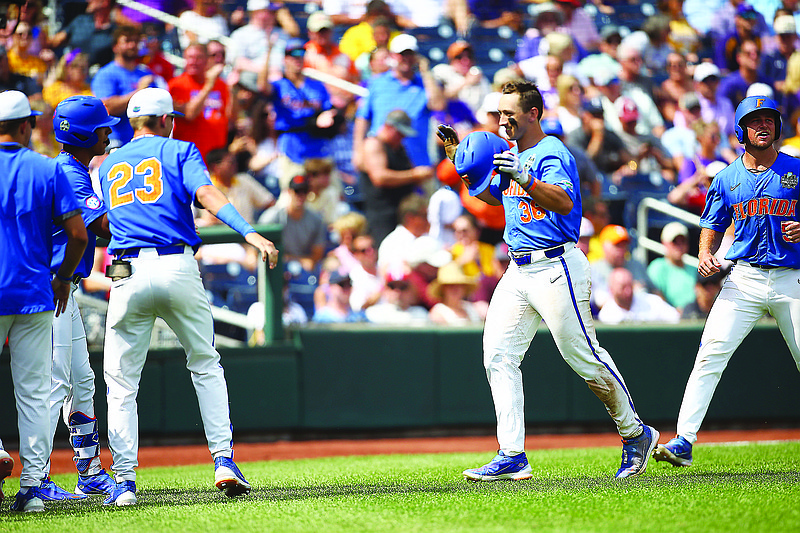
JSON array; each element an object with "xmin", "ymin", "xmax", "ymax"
[
  {"xmin": 55, "ymin": 271, "xmax": 73, "ymax": 283},
  {"xmin": 215, "ymin": 203, "xmax": 255, "ymax": 237},
  {"xmin": 524, "ymin": 178, "xmax": 538, "ymax": 194}
]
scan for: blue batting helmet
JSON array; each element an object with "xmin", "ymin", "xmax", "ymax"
[
  {"xmin": 734, "ymin": 95, "xmax": 781, "ymax": 144},
  {"xmin": 54, "ymin": 96, "xmax": 119, "ymax": 148},
  {"xmin": 454, "ymin": 131, "xmax": 509, "ymax": 196}
]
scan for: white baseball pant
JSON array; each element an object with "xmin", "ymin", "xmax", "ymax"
[
  {"xmin": 483, "ymin": 246, "xmax": 642, "ymax": 454},
  {"xmin": 676, "ymin": 263, "xmax": 800, "ymax": 444},
  {"xmin": 104, "ymin": 247, "xmax": 234, "ymax": 482},
  {"xmin": 0, "ymin": 311, "xmax": 54, "ymax": 487}
]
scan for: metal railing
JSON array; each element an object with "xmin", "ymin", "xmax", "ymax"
[{"xmin": 634, "ymin": 197, "xmax": 701, "ymax": 268}]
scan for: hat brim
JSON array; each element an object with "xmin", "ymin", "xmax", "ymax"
[{"xmin": 391, "ymin": 122, "xmax": 417, "ymax": 137}]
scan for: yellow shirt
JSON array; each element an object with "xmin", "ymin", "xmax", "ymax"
[
  {"xmin": 8, "ymin": 49, "xmax": 47, "ymax": 81},
  {"xmin": 43, "ymin": 81, "xmax": 93, "ymax": 109},
  {"xmin": 451, "ymin": 241, "xmax": 498, "ymax": 278},
  {"xmin": 339, "ymin": 22, "xmax": 400, "ymax": 61}
]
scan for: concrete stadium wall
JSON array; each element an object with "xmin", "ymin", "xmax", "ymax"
[{"xmin": 2, "ymin": 323, "xmax": 799, "ymax": 444}]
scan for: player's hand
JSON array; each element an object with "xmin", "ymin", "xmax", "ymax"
[
  {"xmin": 245, "ymin": 232, "xmax": 280, "ymax": 269},
  {"xmin": 494, "ymin": 150, "xmax": 531, "ymax": 188},
  {"xmin": 697, "ymin": 250, "xmax": 722, "ymax": 277},
  {"xmin": 781, "ymin": 221, "xmax": 800, "ymax": 243},
  {"xmin": 51, "ymin": 278, "xmax": 71, "ymax": 317},
  {"xmin": 436, "ymin": 124, "xmax": 459, "ymax": 162},
  {"xmin": 137, "ymin": 75, "xmax": 155, "ymax": 90}
]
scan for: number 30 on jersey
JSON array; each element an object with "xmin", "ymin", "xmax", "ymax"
[{"xmin": 107, "ymin": 158, "xmax": 164, "ymax": 209}]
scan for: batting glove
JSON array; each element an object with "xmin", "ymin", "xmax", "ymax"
[
  {"xmin": 493, "ymin": 150, "xmax": 532, "ymax": 189},
  {"xmin": 436, "ymin": 124, "xmax": 459, "ymax": 162}
]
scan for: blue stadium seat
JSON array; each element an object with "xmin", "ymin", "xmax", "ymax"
[{"xmin": 200, "ymin": 262, "xmax": 259, "ymax": 314}]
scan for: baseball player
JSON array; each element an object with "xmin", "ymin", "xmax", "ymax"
[
  {"xmin": 0, "ymin": 90, "xmax": 88, "ymax": 512},
  {"xmin": 98, "ymin": 88, "xmax": 279, "ymax": 506},
  {"xmin": 437, "ymin": 80, "xmax": 659, "ymax": 481},
  {"xmin": 654, "ymin": 96, "xmax": 800, "ymax": 467},
  {"xmin": 44, "ymin": 96, "xmax": 121, "ymax": 500}
]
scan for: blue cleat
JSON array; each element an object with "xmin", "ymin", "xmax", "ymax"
[
  {"xmin": 103, "ymin": 480, "xmax": 137, "ymax": 507},
  {"xmin": 10, "ymin": 486, "xmax": 45, "ymax": 512},
  {"xmin": 1, "ymin": 450, "xmax": 13, "ymax": 508},
  {"xmin": 39, "ymin": 477, "xmax": 88, "ymax": 501},
  {"xmin": 463, "ymin": 451, "xmax": 533, "ymax": 481},
  {"xmin": 653, "ymin": 435, "xmax": 693, "ymax": 467},
  {"xmin": 615, "ymin": 425, "xmax": 660, "ymax": 479},
  {"xmin": 76, "ymin": 468, "xmax": 115, "ymax": 496},
  {"xmin": 214, "ymin": 456, "xmax": 251, "ymax": 497}
]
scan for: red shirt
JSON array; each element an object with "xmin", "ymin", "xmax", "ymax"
[
  {"xmin": 168, "ymin": 73, "xmax": 230, "ymax": 161},
  {"xmin": 146, "ymin": 53, "xmax": 175, "ymax": 82}
]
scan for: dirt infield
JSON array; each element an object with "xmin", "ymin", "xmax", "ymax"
[{"xmin": 2, "ymin": 427, "xmax": 796, "ymax": 477}]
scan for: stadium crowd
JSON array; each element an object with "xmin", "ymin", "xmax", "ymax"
[{"xmin": 7, "ymin": 0, "xmax": 797, "ymax": 337}]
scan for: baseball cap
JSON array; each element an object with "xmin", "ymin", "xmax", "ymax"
[
  {"xmin": 385, "ymin": 109, "xmax": 417, "ymax": 137},
  {"xmin": 289, "ymin": 174, "xmax": 310, "ymax": 193},
  {"xmin": 599, "ymin": 224, "xmax": 630, "ymax": 245},
  {"xmin": 746, "ymin": 82, "xmax": 774, "ymax": 99},
  {"xmin": 592, "ymin": 69, "xmax": 619, "ymax": 87},
  {"xmin": 679, "ymin": 91, "xmax": 701, "ymax": 111},
  {"xmin": 579, "ymin": 217, "xmax": 595, "ymax": 238},
  {"xmin": 693, "ymin": 62, "xmax": 721, "ymax": 83},
  {"xmin": 736, "ymin": 3, "xmax": 758, "ymax": 20},
  {"xmin": 247, "ymin": 0, "xmax": 281, "ymax": 11},
  {"xmin": 583, "ymin": 96, "xmax": 604, "ymax": 115},
  {"xmin": 540, "ymin": 117, "xmax": 564, "ymax": 136},
  {"xmin": 447, "ymin": 40, "xmax": 472, "ymax": 61},
  {"xmin": 774, "ymin": 14, "xmax": 797, "ymax": 35},
  {"xmin": 615, "ymin": 97, "xmax": 638, "ymax": 122},
  {"xmin": 236, "ymin": 70, "xmax": 260, "ymax": 93},
  {"xmin": 307, "ymin": 11, "xmax": 333, "ymax": 32},
  {"xmin": 328, "ymin": 270, "xmax": 351, "ymax": 286},
  {"xmin": 389, "ymin": 34, "xmax": 418, "ymax": 54},
  {"xmin": 661, "ymin": 221, "xmax": 689, "ymax": 243},
  {"xmin": 0, "ymin": 90, "xmax": 42, "ymax": 121},
  {"xmin": 285, "ymin": 38, "xmax": 306, "ymax": 56},
  {"xmin": 530, "ymin": 2, "xmax": 563, "ymax": 26},
  {"xmin": 127, "ymin": 88, "xmax": 184, "ymax": 118},
  {"xmin": 600, "ymin": 24, "xmax": 622, "ymax": 42},
  {"xmin": 478, "ymin": 91, "xmax": 502, "ymax": 115}
]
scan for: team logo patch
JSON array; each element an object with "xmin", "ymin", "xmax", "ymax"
[
  {"xmin": 781, "ymin": 172, "xmax": 798, "ymax": 189},
  {"xmin": 133, "ymin": 106, "xmax": 141, "ymax": 112},
  {"xmin": 59, "ymin": 120, "xmax": 70, "ymax": 132},
  {"xmin": 85, "ymin": 196, "xmax": 101, "ymax": 210}
]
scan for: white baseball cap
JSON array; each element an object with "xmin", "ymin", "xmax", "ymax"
[
  {"xmin": 661, "ymin": 221, "xmax": 689, "ymax": 243},
  {"xmin": 774, "ymin": 14, "xmax": 797, "ymax": 35},
  {"xmin": 693, "ymin": 62, "xmax": 721, "ymax": 83},
  {"xmin": 0, "ymin": 90, "xmax": 42, "ymax": 121},
  {"xmin": 389, "ymin": 34, "xmax": 418, "ymax": 54},
  {"xmin": 127, "ymin": 88, "xmax": 185, "ymax": 118}
]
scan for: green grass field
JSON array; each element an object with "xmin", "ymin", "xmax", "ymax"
[{"xmin": 2, "ymin": 441, "xmax": 799, "ymax": 533}]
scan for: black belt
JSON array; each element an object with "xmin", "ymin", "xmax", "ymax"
[
  {"xmin": 117, "ymin": 244, "xmax": 190, "ymax": 260},
  {"xmin": 510, "ymin": 245, "xmax": 566, "ymax": 266},
  {"xmin": 736, "ymin": 261, "xmax": 778, "ymax": 270}
]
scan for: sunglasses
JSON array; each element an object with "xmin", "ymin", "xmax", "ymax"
[
  {"xmin": 336, "ymin": 281, "xmax": 352, "ymax": 289},
  {"xmin": 28, "ymin": 116, "xmax": 36, "ymax": 127},
  {"xmin": 286, "ymin": 49, "xmax": 305, "ymax": 58},
  {"xmin": 354, "ymin": 246, "xmax": 374, "ymax": 253},
  {"xmin": 387, "ymin": 281, "xmax": 409, "ymax": 291}
]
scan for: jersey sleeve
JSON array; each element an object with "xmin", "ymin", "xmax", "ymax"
[
  {"xmin": 699, "ymin": 175, "xmax": 732, "ymax": 231},
  {"xmin": 52, "ymin": 164, "xmax": 82, "ymax": 224},
  {"xmin": 181, "ymin": 142, "xmax": 214, "ymax": 199},
  {"xmin": 538, "ymin": 153, "xmax": 579, "ymax": 204},
  {"xmin": 63, "ymin": 164, "xmax": 107, "ymax": 228}
]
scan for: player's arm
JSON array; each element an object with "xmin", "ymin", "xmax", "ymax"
[
  {"xmin": 87, "ymin": 213, "xmax": 112, "ymax": 241},
  {"xmin": 474, "ymin": 187, "xmax": 502, "ymax": 206},
  {"xmin": 697, "ymin": 227, "xmax": 724, "ymax": 277},
  {"xmin": 352, "ymin": 116, "xmax": 370, "ymax": 171},
  {"xmin": 195, "ymin": 184, "xmax": 279, "ymax": 269},
  {"xmin": 494, "ymin": 151, "xmax": 573, "ymax": 215},
  {"xmin": 363, "ymin": 137, "xmax": 433, "ymax": 186},
  {"xmin": 53, "ymin": 213, "xmax": 89, "ymax": 316}
]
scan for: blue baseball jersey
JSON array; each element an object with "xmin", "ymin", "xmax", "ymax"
[
  {"xmin": 51, "ymin": 152, "xmax": 106, "ymax": 279},
  {"xmin": 98, "ymin": 135, "xmax": 212, "ymax": 255},
  {"xmin": 488, "ymin": 136, "xmax": 581, "ymax": 251},
  {"xmin": 0, "ymin": 143, "xmax": 81, "ymax": 315},
  {"xmin": 271, "ymin": 76, "xmax": 332, "ymax": 163},
  {"xmin": 91, "ymin": 62, "xmax": 156, "ymax": 145},
  {"xmin": 700, "ymin": 152, "xmax": 800, "ymax": 267}
]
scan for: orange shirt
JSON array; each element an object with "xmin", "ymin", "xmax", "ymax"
[{"xmin": 168, "ymin": 74, "xmax": 229, "ymax": 160}]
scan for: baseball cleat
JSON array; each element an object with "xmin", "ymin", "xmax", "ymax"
[
  {"xmin": 103, "ymin": 480, "xmax": 137, "ymax": 506},
  {"xmin": 463, "ymin": 451, "xmax": 533, "ymax": 481},
  {"xmin": 653, "ymin": 435, "xmax": 693, "ymax": 467},
  {"xmin": 76, "ymin": 468, "xmax": 115, "ymax": 496},
  {"xmin": 615, "ymin": 425, "xmax": 660, "ymax": 479},
  {"xmin": 39, "ymin": 476, "xmax": 88, "ymax": 501},
  {"xmin": 10, "ymin": 486, "xmax": 45, "ymax": 512},
  {"xmin": 214, "ymin": 456, "xmax": 251, "ymax": 497},
  {"xmin": 0, "ymin": 449, "xmax": 13, "ymax": 508}
]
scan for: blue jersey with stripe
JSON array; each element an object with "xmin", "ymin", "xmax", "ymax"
[
  {"xmin": 51, "ymin": 152, "xmax": 106, "ymax": 279},
  {"xmin": 488, "ymin": 136, "xmax": 581, "ymax": 251},
  {"xmin": 98, "ymin": 135, "xmax": 212, "ymax": 255},
  {"xmin": 701, "ymin": 152, "xmax": 800, "ymax": 267},
  {"xmin": 0, "ymin": 143, "xmax": 81, "ymax": 315},
  {"xmin": 271, "ymin": 76, "xmax": 332, "ymax": 163}
]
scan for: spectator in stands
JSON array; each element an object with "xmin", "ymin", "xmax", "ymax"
[
  {"xmin": 42, "ymin": 51, "xmax": 92, "ymax": 109},
  {"xmin": 201, "ymin": 148, "xmax": 275, "ymax": 225},
  {"xmin": 614, "ymin": 97, "xmax": 677, "ymax": 184},
  {"xmin": 259, "ymin": 174, "xmax": 327, "ymax": 274},
  {"xmin": 691, "ymin": 61, "xmax": 739, "ymax": 159},
  {"xmin": 28, "ymin": 100, "xmax": 56, "ymax": 157},
  {"xmin": 715, "ymin": 4, "xmax": 764, "ymax": 73},
  {"xmin": 247, "ymin": 100, "xmax": 282, "ymax": 193},
  {"xmin": 329, "ymin": 211, "xmax": 369, "ymax": 276},
  {"xmin": 516, "ymin": 2, "xmax": 563, "ymax": 62},
  {"xmin": 517, "ymin": 32, "xmax": 579, "ymax": 98},
  {"xmin": 663, "ymin": 92, "xmax": 705, "ymax": 172},
  {"xmin": 681, "ymin": 268, "xmax": 727, "ymax": 320},
  {"xmin": 567, "ymin": 96, "xmax": 631, "ymax": 184},
  {"xmin": 597, "ymin": 267, "xmax": 681, "ymax": 324},
  {"xmin": 51, "ymin": 0, "xmax": 118, "ymax": 70},
  {"xmin": 365, "ymin": 268, "xmax": 429, "ymax": 324},
  {"xmin": 321, "ymin": 0, "xmax": 415, "ymax": 29},
  {"xmin": 554, "ymin": 0, "xmax": 600, "ymax": 52},
  {"xmin": 349, "ymin": 234, "xmax": 384, "ymax": 312},
  {"xmin": 177, "ymin": 0, "xmax": 229, "ymax": 51},
  {"xmin": 360, "ymin": 44, "xmax": 392, "ymax": 80},
  {"xmin": 659, "ymin": 52, "xmax": 694, "ymax": 124},
  {"xmin": 582, "ymin": 197, "xmax": 612, "ymax": 262},
  {"xmin": 591, "ymin": 224, "xmax": 653, "ymax": 310},
  {"xmin": 450, "ymin": 213, "xmax": 502, "ymax": 282},
  {"xmin": 91, "ymin": 25, "xmax": 157, "ymax": 148},
  {"xmin": 576, "ymin": 24, "xmax": 621, "ymax": 84},
  {"xmin": 718, "ymin": 39, "xmax": 772, "ymax": 110},
  {"xmin": 302, "ymin": 157, "xmax": 347, "ymax": 228},
  {"xmin": 427, "ymin": 181, "xmax": 463, "ymax": 248},
  {"xmin": 312, "ymin": 271, "xmax": 367, "ymax": 323},
  {"xmin": 359, "ymin": 109, "xmax": 434, "ymax": 246},
  {"xmin": 428, "ymin": 262, "xmax": 484, "ymax": 325},
  {"xmin": 168, "ymin": 43, "xmax": 231, "ymax": 161},
  {"xmin": 228, "ymin": 0, "xmax": 295, "ymax": 84},
  {"xmin": 377, "ymin": 193, "xmax": 433, "ymax": 274},
  {"xmin": 257, "ymin": 39, "xmax": 337, "ymax": 189},
  {"xmin": 432, "ymin": 40, "xmax": 492, "ymax": 115},
  {"xmin": 141, "ymin": 22, "xmax": 175, "ymax": 82},
  {"xmin": 450, "ymin": 0, "xmax": 523, "ymax": 35},
  {"xmin": 541, "ymin": 117, "xmax": 601, "ymax": 197},
  {"xmin": 646, "ymin": 222, "xmax": 697, "ymax": 311},
  {"xmin": 7, "ymin": 22, "xmax": 51, "ymax": 85},
  {"xmin": 641, "ymin": 14, "xmax": 673, "ymax": 74},
  {"xmin": 339, "ymin": 1, "xmax": 399, "ymax": 62},
  {"xmin": 617, "ymin": 43, "xmax": 655, "ymax": 96},
  {"xmin": 760, "ymin": 15, "xmax": 797, "ymax": 92},
  {"xmin": 668, "ymin": 125, "xmax": 728, "ymax": 215},
  {"xmin": 475, "ymin": 91, "xmax": 503, "ymax": 133},
  {"xmin": 658, "ymin": 0, "xmax": 701, "ymax": 57},
  {"xmin": 709, "ymin": 0, "xmax": 770, "ymax": 46},
  {"xmin": 4, "ymin": 0, "xmax": 50, "ymax": 54},
  {"xmin": 0, "ymin": 44, "xmax": 40, "ymax": 96},
  {"xmin": 353, "ymin": 33, "xmax": 446, "ymax": 171},
  {"xmin": 555, "ymin": 74, "xmax": 583, "ymax": 136},
  {"xmin": 304, "ymin": 11, "xmax": 361, "ymax": 109}
]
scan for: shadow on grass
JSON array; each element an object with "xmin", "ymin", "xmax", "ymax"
[{"xmin": 3, "ymin": 470, "xmax": 799, "ymax": 517}]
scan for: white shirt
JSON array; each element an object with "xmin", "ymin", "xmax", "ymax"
[
  {"xmin": 597, "ymin": 292, "xmax": 681, "ymax": 324},
  {"xmin": 377, "ymin": 225, "xmax": 418, "ymax": 272}
]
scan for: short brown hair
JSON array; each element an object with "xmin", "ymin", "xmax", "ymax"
[
  {"xmin": 113, "ymin": 25, "xmax": 141, "ymax": 46},
  {"xmin": 501, "ymin": 80, "xmax": 544, "ymax": 120},
  {"xmin": 0, "ymin": 116, "xmax": 29, "ymax": 135},
  {"xmin": 303, "ymin": 157, "xmax": 334, "ymax": 175},
  {"xmin": 129, "ymin": 115, "xmax": 161, "ymax": 130}
]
